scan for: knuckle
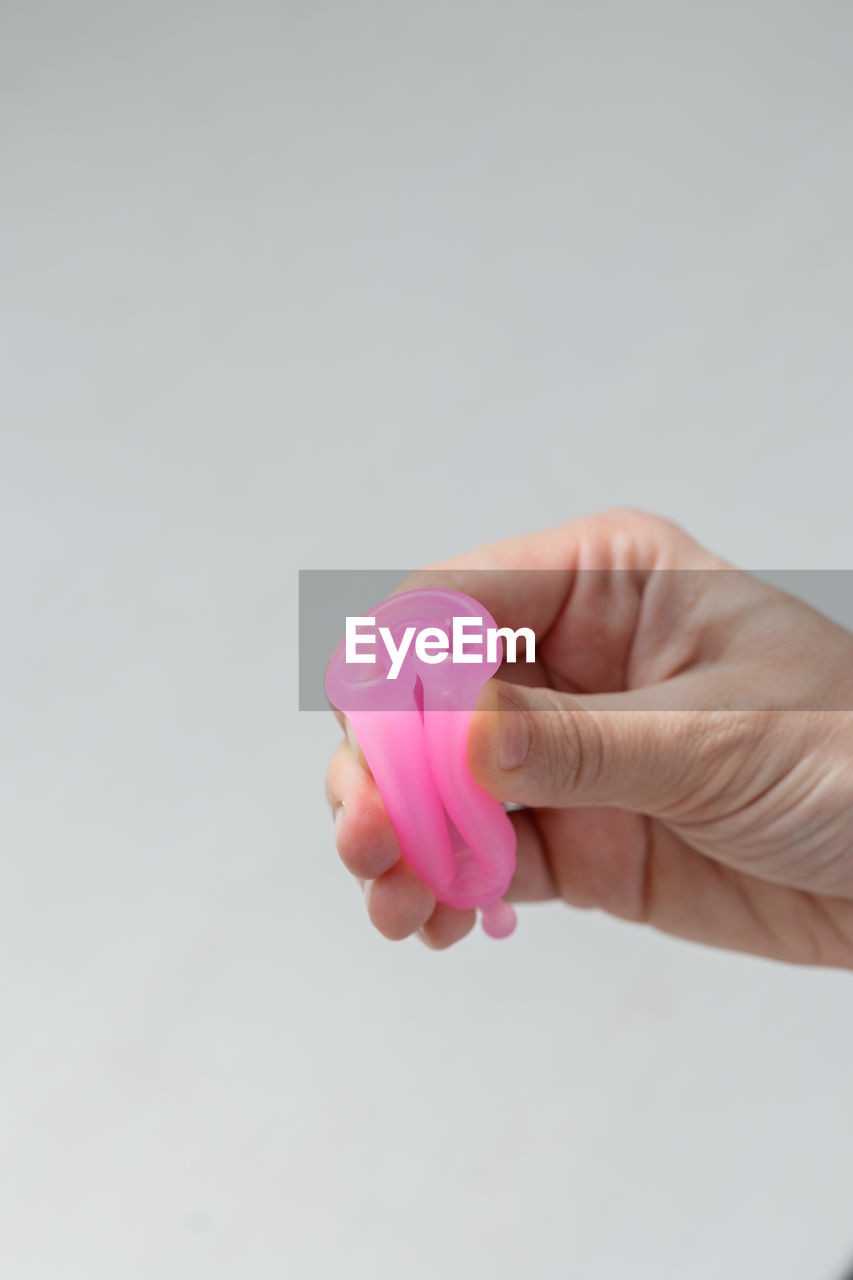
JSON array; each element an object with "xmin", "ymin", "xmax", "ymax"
[
  {"xmin": 538, "ymin": 692, "xmax": 604, "ymax": 795},
  {"xmin": 600, "ymin": 506, "xmax": 679, "ymax": 537}
]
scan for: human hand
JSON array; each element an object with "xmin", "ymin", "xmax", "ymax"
[{"xmin": 325, "ymin": 509, "xmax": 853, "ymax": 968}]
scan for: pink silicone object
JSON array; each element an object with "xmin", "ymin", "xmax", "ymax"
[{"xmin": 325, "ymin": 588, "xmax": 518, "ymax": 939}]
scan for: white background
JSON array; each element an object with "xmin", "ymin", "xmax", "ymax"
[{"xmin": 2, "ymin": 2, "xmax": 853, "ymax": 1277}]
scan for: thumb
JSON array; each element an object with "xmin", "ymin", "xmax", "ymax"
[{"xmin": 466, "ymin": 677, "xmax": 731, "ymax": 815}]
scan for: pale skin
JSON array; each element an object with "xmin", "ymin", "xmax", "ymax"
[{"xmin": 325, "ymin": 509, "xmax": 853, "ymax": 969}]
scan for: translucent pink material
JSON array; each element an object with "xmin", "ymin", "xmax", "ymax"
[{"xmin": 325, "ymin": 588, "xmax": 517, "ymax": 939}]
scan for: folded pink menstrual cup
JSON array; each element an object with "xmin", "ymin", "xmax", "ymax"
[{"xmin": 325, "ymin": 588, "xmax": 517, "ymax": 938}]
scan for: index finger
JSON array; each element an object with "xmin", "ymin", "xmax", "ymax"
[
  {"xmin": 392, "ymin": 509, "xmax": 725, "ymax": 695},
  {"xmin": 396, "ymin": 507, "xmax": 709, "ymax": 633}
]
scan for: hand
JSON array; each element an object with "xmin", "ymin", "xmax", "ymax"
[{"xmin": 325, "ymin": 509, "xmax": 853, "ymax": 968}]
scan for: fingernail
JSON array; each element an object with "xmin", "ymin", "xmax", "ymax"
[
  {"xmin": 363, "ymin": 879, "xmax": 375, "ymax": 910},
  {"xmin": 333, "ymin": 803, "xmax": 344, "ymax": 834},
  {"xmin": 497, "ymin": 691, "xmax": 531, "ymax": 770}
]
